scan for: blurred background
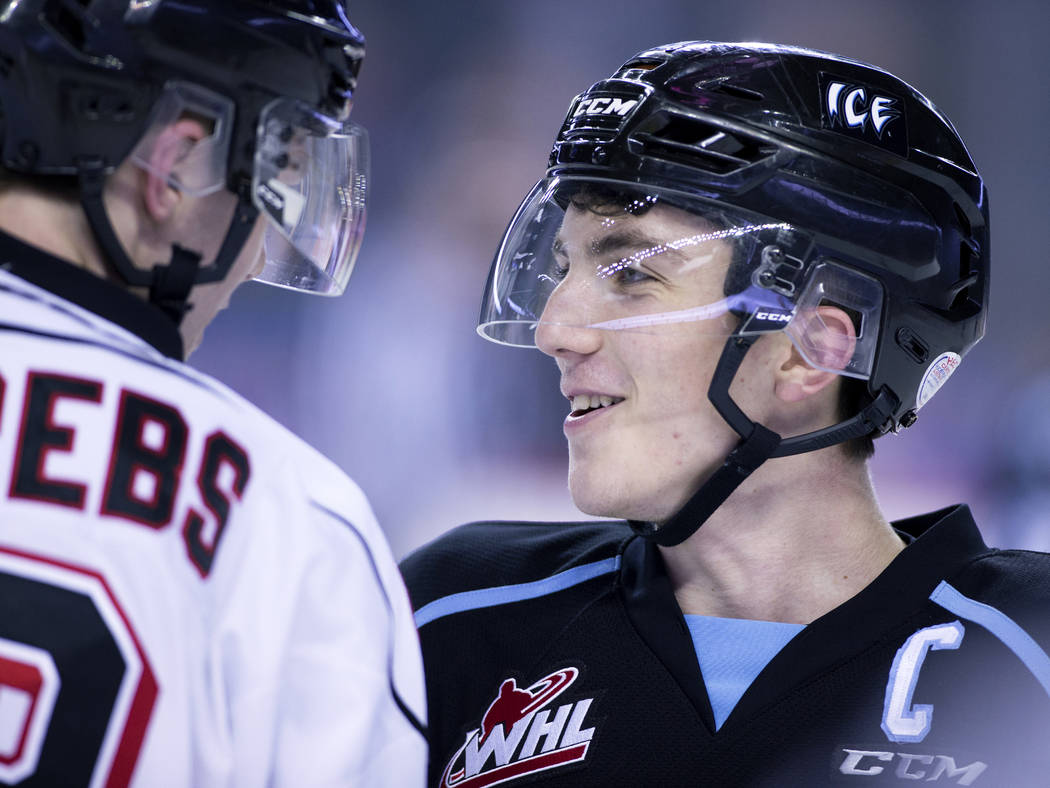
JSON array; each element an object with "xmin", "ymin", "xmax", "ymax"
[{"xmin": 192, "ymin": 0, "xmax": 1050, "ymax": 558}]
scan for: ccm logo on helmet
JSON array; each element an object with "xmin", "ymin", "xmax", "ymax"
[
  {"xmin": 825, "ymin": 81, "xmax": 899, "ymax": 137},
  {"xmin": 572, "ymin": 97, "xmax": 639, "ymax": 118},
  {"xmin": 755, "ymin": 311, "xmax": 791, "ymax": 323}
]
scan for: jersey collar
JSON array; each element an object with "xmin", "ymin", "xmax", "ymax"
[
  {"xmin": 619, "ymin": 504, "xmax": 990, "ymax": 734},
  {"xmin": 0, "ymin": 229, "xmax": 184, "ymax": 360}
]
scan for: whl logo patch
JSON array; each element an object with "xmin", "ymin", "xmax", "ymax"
[
  {"xmin": 819, "ymin": 73, "xmax": 907, "ymax": 156},
  {"xmin": 440, "ymin": 667, "xmax": 597, "ymax": 788}
]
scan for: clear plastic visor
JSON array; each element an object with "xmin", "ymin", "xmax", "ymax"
[
  {"xmin": 131, "ymin": 83, "xmax": 368, "ymax": 296},
  {"xmin": 478, "ymin": 176, "xmax": 884, "ymax": 380},
  {"xmin": 130, "ymin": 81, "xmax": 234, "ymax": 198},
  {"xmin": 251, "ymin": 98, "xmax": 369, "ymax": 295}
]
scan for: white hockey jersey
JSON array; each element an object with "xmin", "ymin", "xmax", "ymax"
[{"xmin": 0, "ymin": 238, "xmax": 427, "ymax": 787}]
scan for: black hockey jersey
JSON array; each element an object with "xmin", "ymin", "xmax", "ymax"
[{"xmin": 401, "ymin": 505, "xmax": 1050, "ymax": 786}]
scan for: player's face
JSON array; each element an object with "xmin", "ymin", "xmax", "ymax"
[{"xmin": 535, "ymin": 201, "xmax": 756, "ymax": 522}]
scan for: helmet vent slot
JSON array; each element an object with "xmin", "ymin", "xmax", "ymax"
[
  {"xmin": 952, "ymin": 201, "xmax": 972, "ymax": 238},
  {"xmin": 948, "ymin": 240, "xmax": 982, "ymax": 315},
  {"xmin": 631, "ymin": 112, "xmax": 775, "ymax": 175},
  {"xmin": 959, "ymin": 239, "xmax": 977, "ymax": 275},
  {"xmin": 615, "ymin": 58, "xmax": 663, "ymax": 80},
  {"xmin": 895, "ymin": 327, "xmax": 929, "ymax": 364},
  {"xmin": 948, "ymin": 283, "xmax": 981, "ymax": 317},
  {"xmin": 711, "ymin": 83, "xmax": 764, "ymax": 102},
  {"xmin": 43, "ymin": 0, "xmax": 95, "ymax": 54}
]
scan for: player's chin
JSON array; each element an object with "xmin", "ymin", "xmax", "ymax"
[
  {"xmin": 568, "ymin": 467, "xmax": 641, "ymax": 521},
  {"xmin": 569, "ymin": 459, "xmax": 692, "ymax": 523}
]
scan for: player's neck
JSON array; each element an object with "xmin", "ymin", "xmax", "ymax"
[
  {"xmin": 0, "ymin": 183, "xmax": 111, "ymax": 278},
  {"xmin": 659, "ymin": 446, "xmax": 903, "ymax": 625}
]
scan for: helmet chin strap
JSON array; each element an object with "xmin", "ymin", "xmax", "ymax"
[
  {"xmin": 77, "ymin": 159, "xmax": 259, "ymax": 326},
  {"xmin": 628, "ymin": 334, "xmax": 899, "ymax": 547}
]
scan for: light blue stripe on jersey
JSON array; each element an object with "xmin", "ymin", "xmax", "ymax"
[
  {"xmin": 685, "ymin": 615, "xmax": 805, "ymax": 730},
  {"xmin": 414, "ymin": 556, "xmax": 621, "ymax": 629},
  {"xmin": 930, "ymin": 580, "xmax": 1050, "ymax": 698}
]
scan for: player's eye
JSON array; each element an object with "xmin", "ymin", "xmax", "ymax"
[
  {"xmin": 548, "ymin": 242, "xmax": 570, "ymax": 282},
  {"xmin": 613, "ymin": 265, "xmax": 655, "ymax": 286}
]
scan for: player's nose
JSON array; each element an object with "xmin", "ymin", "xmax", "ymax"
[{"xmin": 535, "ymin": 289, "xmax": 603, "ymax": 359}]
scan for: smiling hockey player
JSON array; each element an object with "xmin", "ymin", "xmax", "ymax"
[{"xmin": 402, "ymin": 42, "xmax": 1050, "ymax": 786}]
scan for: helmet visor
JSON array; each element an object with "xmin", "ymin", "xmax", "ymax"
[
  {"xmin": 252, "ymin": 98, "xmax": 369, "ymax": 295},
  {"xmin": 479, "ymin": 176, "xmax": 884, "ymax": 379}
]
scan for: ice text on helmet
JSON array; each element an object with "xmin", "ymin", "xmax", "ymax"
[
  {"xmin": 826, "ymin": 81, "xmax": 899, "ymax": 137},
  {"xmin": 572, "ymin": 97, "xmax": 639, "ymax": 118}
]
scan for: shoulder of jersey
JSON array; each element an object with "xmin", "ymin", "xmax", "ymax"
[
  {"xmin": 192, "ymin": 368, "xmax": 376, "ymax": 527},
  {"xmin": 400, "ymin": 519, "xmax": 631, "ymax": 612},
  {"xmin": 952, "ymin": 547, "xmax": 1050, "ymax": 641},
  {"xmin": 3, "ymin": 269, "xmax": 374, "ymax": 529}
]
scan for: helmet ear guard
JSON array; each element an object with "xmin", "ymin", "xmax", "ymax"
[
  {"xmin": 130, "ymin": 82, "xmax": 234, "ymax": 199},
  {"xmin": 783, "ymin": 305, "xmax": 857, "ymax": 380},
  {"xmin": 780, "ymin": 261, "xmax": 883, "ymax": 381}
]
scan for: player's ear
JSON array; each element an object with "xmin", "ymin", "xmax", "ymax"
[
  {"xmin": 774, "ymin": 305, "xmax": 857, "ymax": 403},
  {"xmin": 141, "ymin": 117, "xmax": 210, "ymax": 223}
]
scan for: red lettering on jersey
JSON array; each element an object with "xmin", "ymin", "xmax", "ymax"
[
  {"xmin": 0, "ymin": 546, "xmax": 158, "ymax": 785},
  {"xmin": 9, "ymin": 373, "xmax": 102, "ymax": 509},
  {"xmin": 0, "ymin": 654, "xmax": 43, "ymax": 769},
  {"xmin": 101, "ymin": 389, "xmax": 188, "ymax": 528},
  {"xmin": 0, "ymin": 374, "xmax": 6, "ymax": 432},
  {"xmin": 182, "ymin": 431, "xmax": 251, "ymax": 578}
]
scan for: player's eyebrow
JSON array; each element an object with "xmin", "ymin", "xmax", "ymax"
[
  {"xmin": 552, "ymin": 227, "xmax": 692, "ymax": 267},
  {"xmin": 590, "ymin": 228, "xmax": 687, "ymax": 264}
]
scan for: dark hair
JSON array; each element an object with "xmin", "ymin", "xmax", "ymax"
[{"xmin": 566, "ymin": 183, "xmax": 659, "ymax": 216}]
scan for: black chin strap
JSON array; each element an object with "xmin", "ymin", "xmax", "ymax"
[
  {"xmin": 628, "ymin": 335, "xmax": 899, "ymax": 547},
  {"xmin": 78, "ymin": 159, "xmax": 259, "ymax": 327},
  {"xmin": 148, "ymin": 244, "xmax": 203, "ymax": 324},
  {"xmin": 79, "ymin": 161, "xmax": 155, "ymax": 290}
]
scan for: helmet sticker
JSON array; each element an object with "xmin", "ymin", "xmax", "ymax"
[
  {"xmin": 571, "ymin": 95, "xmax": 640, "ymax": 119},
  {"xmin": 560, "ymin": 86, "xmax": 648, "ymax": 141},
  {"xmin": 916, "ymin": 352, "xmax": 961, "ymax": 409},
  {"xmin": 741, "ymin": 307, "xmax": 794, "ymax": 333},
  {"xmin": 819, "ymin": 73, "xmax": 907, "ymax": 156}
]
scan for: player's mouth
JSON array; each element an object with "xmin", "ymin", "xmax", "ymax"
[{"xmin": 565, "ymin": 393, "xmax": 625, "ymax": 428}]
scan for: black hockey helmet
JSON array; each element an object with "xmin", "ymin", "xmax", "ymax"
[
  {"xmin": 479, "ymin": 42, "xmax": 988, "ymax": 544},
  {"xmin": 0, "ymin": 0, "xmax": 368, "ymax": 320}
]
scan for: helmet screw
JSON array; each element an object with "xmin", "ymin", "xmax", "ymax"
[
  {"xmin": 591, "ymin": 147, "xmax": 608, "ymax": 163},
  {"xmin": 900, "ymin": 410, "xmax": 918, "ymax": 429}
]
